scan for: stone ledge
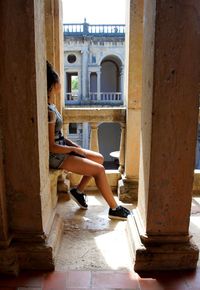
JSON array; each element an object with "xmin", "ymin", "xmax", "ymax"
[
  {"xmin": 193, "ymin": 170, "xmax": 200, "ymax": 195},
  {"xmin": 49, "ymin": 169, "xmax": 70, "ymax": 207},
  {"xmin": 68, "ymin": 170, "xmax": 121, "ymax": 193},
  {"xmin": 118, "ymin": 176, "xmax": 139, "ymax": 203}
]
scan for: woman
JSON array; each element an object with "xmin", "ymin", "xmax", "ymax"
[{"xmin": 47, "ymin": 61, "xmax": 130, "ymax": 220}]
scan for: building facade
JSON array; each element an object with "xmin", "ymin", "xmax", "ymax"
[{"xmin": 63, "ymin": 20, "xmax": 125, "ymax": 166}]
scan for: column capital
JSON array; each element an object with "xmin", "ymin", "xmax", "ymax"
[{"xmin": 81, "ymin": 48, "xmax": 89, "ymax": 54}]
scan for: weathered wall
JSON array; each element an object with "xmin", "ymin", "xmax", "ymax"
[{"xmin": 0, "ymin": 0, "xmax": 65, "ymax": 274}]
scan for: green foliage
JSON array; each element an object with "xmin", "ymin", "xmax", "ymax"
[{"xmin": 72, "ymin": 78, "xmax": 78, "ymax": 90}]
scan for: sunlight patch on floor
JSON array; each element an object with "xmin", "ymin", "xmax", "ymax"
[
  {"xmin": 94, "ymin": 227, "xmax": 133, "ymax": 270},
  {"xmin": 55, "ymin": 193, "xmax": 135, "ymax": 271}
]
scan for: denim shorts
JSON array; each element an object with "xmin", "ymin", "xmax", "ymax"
[{"xmin": 49, "ymin": 152, "xmax": 68, "ymax": 169}]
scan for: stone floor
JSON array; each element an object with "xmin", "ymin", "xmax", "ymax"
[
  {"xmin": 55, "ymin": 192, "xmax": 135, "ymax": 271},
  {"xmin": 55, "ymin": 193, "xmax": 200, "ymax": 271},
  {"xmin": 189, "ymin": 195, "xmax": 200, "ymax": 267},
  {"xmin": 1, "ymin": 193, "xmax": 200, "ymax": 289}
]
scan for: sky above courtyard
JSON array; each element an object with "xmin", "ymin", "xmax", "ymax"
[{"xmin": 62, "ymin": 0, "xmax": 126, "ymax": 24}]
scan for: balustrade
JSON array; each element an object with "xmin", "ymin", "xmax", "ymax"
[
  {"xmin": 65, "ymin": 92, "xmax": 123, "ymax": 105},
  {"xmin": 63, "ymin": 23, "xmax": 125, "ymax": 37},
  {"xmin": 62, "ymin": 107, "xmax": 126, "ymax": 173}
]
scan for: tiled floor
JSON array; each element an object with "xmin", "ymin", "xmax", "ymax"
[
  {"xmin": 0, "ymin": 268, "xmax": 200, "ymax": 290},
  {"xmin": 0, "ymin": 195, "xmax": 200, "ymax": 290}
]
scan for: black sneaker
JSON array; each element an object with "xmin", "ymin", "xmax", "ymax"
[
  {"xmin": 108, "ymin": 206, "xmax": 130, "ymax": 220},
  {"xmin": 69, "ymin": 188, "xmax": 88, "ymax": 209}
]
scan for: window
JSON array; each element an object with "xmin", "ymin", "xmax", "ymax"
[
  {"xmin": 66, "ymin": 72, "xmax": 79, "ymax": 99},
  {"xmin": 69, "ymin": 123, "xmax": 77, "ymax": 134},
  {"xmin": 92, "ymin": 55, "xmax": 96, "ymax": 63},
  {"xmin": 67, "ymin": 54, "xmax": 76, "ymax": 63}
]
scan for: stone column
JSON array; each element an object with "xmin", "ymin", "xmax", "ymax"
[
  {"xmin": 118, "ymin": 122, "xmax": 125, "ymax": 174},
  {"xmin": 78, "ymin": 70, "xmax": 81, "ymax": 101},
  {"xmin": 88, "ymin": 71, "xmax": 91, "ymax": 100},
  {"xmin": 81, "ymin": 48, "xmax": 89, "ymax": 100},
  {"xmin": 63, "ymin": 122, "xmax": 69, "ymax": 138},
  {"xmin": 83, "ymin": 123, "xmax": 89, "ymax": 149},
  {"xmin": 53, "ymin": 0, "xmax": 64, "ymax": 113},
  {"xmin": 90, "ymin": 123, "xmax": 99, "ymax": 152},
  {"xmin": 97, "ymin": 68, "xmax": 101, "ymax": 101},
  {"xmin": 118, "ymin": 0, "xmax": 144, "ymax": 202},
  {"xmin": 119, "ymin": 65, "xmax": 124, "ymax": 99},
  {"xmin": 128, "ymin": 0, "xmax": 200, "ymax": 271},
  {"xmin": 45, "ymin": 0, "xmax": 64, "ymax": 113},
  {"xmin": 0, "ymin": 0, "xmax": 61, "ymax": 274},
  {"xmin": 0, "ymin": 133, "xmax": 9, "ymax": 247},
  {"xmin": 45, "ymin": 0, "xmax": 55, "ymax": 65}
]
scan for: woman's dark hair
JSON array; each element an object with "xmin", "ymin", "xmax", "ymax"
[{"xmin": 46, "ymin": 61, "xmax": 60, "ymax": 93}]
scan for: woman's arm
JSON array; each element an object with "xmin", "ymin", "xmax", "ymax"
[
  {"xmin": 48, "ymin": 111, "xmax": 85, "ymax": 155},
  {"xmin": 64, "ymin": 138, "xmax": 80, "ymax": 147}
]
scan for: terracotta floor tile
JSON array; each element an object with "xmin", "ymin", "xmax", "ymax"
[
  {"xmin": 67, "ymin": 271, "xmax": 91, "ymax": 288},
  {"xmin": 0, "ymin": 288, "xmax": 17, "ymax": 290},
  {"xmin": 138, "ymin": 278, "xmax": 164, "ymax": 290},
  {"xmin": 0, "ymin": 271, "xmax": 43, "ymax": 288},
  {"xmin": 180, "ymin": 268, "xmax": 200, "ymax": 290},
  {"xmin": 138, "ymin": 270, "xmax": 191, "ymax": 290},
  {"xmin": 92, "ymin": 271, "xmax": 140, "ymax": 289},
  {"xmin": 17, "ymin": 288, "xmax": 42, "ymax": 290},
  {"xmin": 42, "ymin": 271, "xmax": 67, "ymax": 290}
]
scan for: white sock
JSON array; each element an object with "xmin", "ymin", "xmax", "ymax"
[
  {"xmin": 76, "ymin": 188, "xmax": 83, "ymax": 194},
  {"xmin": 111, "ymin": 206, "xmax": 118, "ymax": 211}
]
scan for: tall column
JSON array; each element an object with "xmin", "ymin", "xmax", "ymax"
[
  {"xmin": 0, "ymin": 132, "xmax": 9, "ymax": 246},
  {"xmin": 63, "ymin": 122, "xmax": 69, "ymax": 138},
  {"xmin": 83, "ymin": 123, "xmax": 89, "ymax": 149},
  {"xmin": 81, "ymin": 48, "xmax": 89, "ymax": 100},
  {"xmin": 90, "ymin": 123, "xmax": 99, "ymax": 152},
  {"xmin": 45, "ymin": 0, "xmax": 63, "ymax": 113},
  {"xmin": 97, "ymin": 68, "xmax": 101, "ymax": 100},
  {"xmin": 118, "ymin": 122, "xmax": 125, "ymax": 174},
  {"xmin": 128, "ymin": 0, "xmax": 200, "ymax": 271},
  {"xmin": 0, "ymin": 0, "xmax": 58, "ymax": 274},
  {"xmin": 118, "ymin": 0, "xmax": 144, "ymax": 202},
  {"xmin": 53, "ymin": 0, "xmax": 64, "ymax": 113},
  {"xmin": 88, "ymin": 71, "xmax": 91, "ymax": 100},
  {"xmin": 119, "ymin": 65, "xmax": 124, "ymax": 99},
  {"xmin": 45, "ymin": 0, "xmax": 55, "ymax": 65}
]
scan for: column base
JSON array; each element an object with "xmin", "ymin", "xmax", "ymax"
[
  {"xmin": 118, "ymin": 176, "xmax": 138, "ymax": 203},
  {"xmin": 0, "ymin": 213, "xmax": 64, "ymax": 275},
  {"xmin": 127, "ymin": 211, "xmax": 199, "ymax": 271},
  {"xmin": 0, "ymin": 247, "xmax": 19, "ymax": 276}
]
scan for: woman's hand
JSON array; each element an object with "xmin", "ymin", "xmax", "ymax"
[
  {"xmin": 70, "ymin": 147, "xmax": 86, "ymax": 157},
  {"xmin": 64, "ymin": 138, "xmax": 80, "ymax": 148}
]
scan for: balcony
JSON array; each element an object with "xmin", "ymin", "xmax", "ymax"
[
  {"xmin": 63, "ymin": 22, "xmax": 125, "ymax": 38},
  {"xmin": 65, "ymin": 92, "xmax": 124, "ymax": 106}
]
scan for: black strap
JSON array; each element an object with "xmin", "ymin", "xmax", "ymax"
[{"xmin": 55, "ymin": 136, "xmax": 64, "ymax": 142}]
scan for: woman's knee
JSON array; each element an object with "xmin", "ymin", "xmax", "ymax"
[
  {"xmin": 93, "ymin": 163, "xmax": 105, "ymax": 177},
  {"xmin": 97, "ymin": 153, "xmax": 104, "ymax": 164},
  {"xmin": 86, "ymin": 150, "xmax": 104, "ymax": 164}
]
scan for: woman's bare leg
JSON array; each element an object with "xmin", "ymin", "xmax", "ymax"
[
  {"xmin": 59, "ymin": 155, "xmax": 117, "ymax": 209},
  {"xmin": 76, "ymin": 149, "xmax": 104, "ymax": 192}
]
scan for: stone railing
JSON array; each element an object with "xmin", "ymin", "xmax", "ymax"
[
  {"xmin": 89, "ymin": 92, "xmax": 122, "ymax": 101},
  {"xmin": 62, "ymin": 107, "xmax": 126, "ymax": 173},
  {"xmin": 65, "ymin": 92, "xmax": 124, "ymax": 106},
  {"xmin": 65, "ymin": 92, "xmax": 79, "ymax": 102},
  {"xmin": 63, "ymin": 22, "xmax": 125, "ymax": 37}
]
